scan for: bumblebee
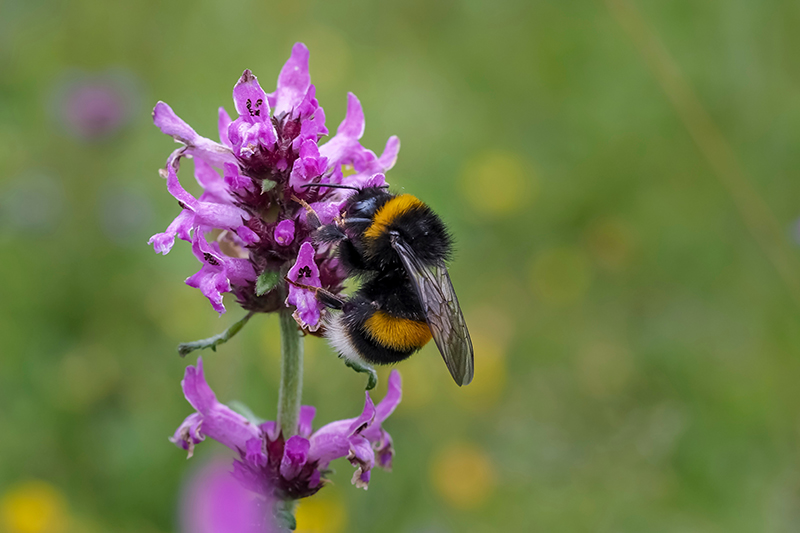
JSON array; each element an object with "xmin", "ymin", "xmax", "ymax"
[{"xmin": 299, "ymin": 185, "xmax": 474, "ymax": 386}]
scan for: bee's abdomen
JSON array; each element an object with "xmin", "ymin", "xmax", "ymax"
[
  {"xmin": 363, "ymin": 310, "xmax": 432, "ymax": 352},
  {"xmin": 337, "ymin": 303, "xmax": 431, "ymax": 365}
]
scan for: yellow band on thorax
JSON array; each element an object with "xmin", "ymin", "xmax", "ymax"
[
  {"xmin": 364, "ymin": 310, "xmax": 432, "ymax": 351},
  {"xmin": 364, "ymin": 194, "xmax": 424, "ymax": 240}
]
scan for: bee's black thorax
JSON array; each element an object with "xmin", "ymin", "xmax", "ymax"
[{"xmin": 342, "ymin": 188, "xmax": 452, "ymax": 271}]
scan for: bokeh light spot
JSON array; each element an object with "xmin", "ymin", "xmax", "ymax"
[
  {"xmin": 50, "ymin": 69, "xmax": 140, "ymax": 142},
  {"xmin": 529, "ymin": 246, "xmax": 592, "ymax": 306},
  {"xmin": 0, "ymin": 480, "xmax": 67, "ymax": 533},
  {"xmin": 461, "ymin": 150, "xmax": 536, "ymax": 217},
  {"xmin": 430, "ymin": 443, "xmax": 495, "ymax": 509}
]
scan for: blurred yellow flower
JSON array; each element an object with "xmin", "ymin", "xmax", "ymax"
[
  {"xmin": 295, "ymin": 490, "xmax": 347, "ymax": 533},
  {"xmin": 0, "ymin": 481, "xmax": 67, "ymax": 533},
  {"xmin": 430, "ymin": 443, "xmax": 496, "ymax": 509},
  {"xmin": 529, "ymin": 246, "xmax": 592, "ymax": 306},
  {"xmin": 461, "ymin": 150, "xmax": 536, "ymax": 217}
]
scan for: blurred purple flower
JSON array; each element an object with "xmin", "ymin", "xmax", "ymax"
[
  {"xmin": 53, "ymin": 70, "xmax": 139, "ymax": 141},
  {"xmin": 180, "ymin": 458, "xmax": 278, "ymax": 533},
  {"xmin": 148, "ymin": 43, "xmax": 400, "ymax": 328},
  {"xmin": 171, "ymin": 358, "xmax": 402, "ymax": 498}
]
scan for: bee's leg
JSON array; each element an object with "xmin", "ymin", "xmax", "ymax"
[
  {"xmin": 315, "ymin": 224, "xmax": 347, "ymax": 244},
  {"xmin": 339, "ymin": 239, "xmax": 367, "ymax": 270},
  {"xmin": 315, "ymin": 288, "xmax": 346, "ymax": 310},
  {"xmin": 340, "ymin": 217, "xmax": 372, "ymax": 225},
  {"xmin": 343, "ymin": 358, "xmax": 378, "ymax": 390},
  {"xmin": 291, "ymin": 195, "xmax": 322, "ymax": 229},
  {"xmin": 284, "ymin": 277, "xmax": 346, "ymax": 310}
]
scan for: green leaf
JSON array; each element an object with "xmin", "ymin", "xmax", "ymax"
[
  {"xmin": 177, "ymin": 312, "xmax": 254, "ymax": 357},
  {"xmin": 344, "ymin": 358, "xmax": 379, "ymax": 390},
  {"xmin": 255, "ymin": 270, "xmax": 280, "ymax": 296},
  {"xmin": 261, "ymin": 179, "xmax": 277, "ymax": 193}
]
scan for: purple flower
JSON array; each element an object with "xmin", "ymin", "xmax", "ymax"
[
  {"xmin": 54, "ymin": 69, "xmax": 139, "ymax": 141},
  {"xmin": 285, "ymin": 242, "xmax": 322, "ymax": 331},
  {"xmin": 274, "ymin": 220, "xmax": 295, "ymax": 247},
  {"xmin": 171, "ymin": 359, "xmax": 403, "ymax": 498},
  {"xmin": 148, "ymin": 43, "xmax": 399, "ymax": 321}
]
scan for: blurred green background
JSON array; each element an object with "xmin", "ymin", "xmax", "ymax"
[{"xmin": 3, "ymin": 0, "xmax": 800, "ymax": 531}]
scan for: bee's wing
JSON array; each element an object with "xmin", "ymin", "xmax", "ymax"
[{"xmin": 391, "ymin": 234, "xmax": 474, "ymax": 386}]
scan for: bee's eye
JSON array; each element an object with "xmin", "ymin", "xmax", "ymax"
[{"xmin": 351, "ymin": 198, "xmax": 377, "ymax": 217}]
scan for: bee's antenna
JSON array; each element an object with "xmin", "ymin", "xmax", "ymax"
[
  {"xmin": 300, "ymin": 183, "xmax": 359, "ymax": 191},
  {"xmin": 300, "ymin": 183, "xmax": 390, "ymax": 191}
]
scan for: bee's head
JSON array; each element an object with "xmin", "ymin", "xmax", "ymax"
[
  {"xmin": 346, "ymin": 186, "xmax": 393, "ymax": 218},
  {"xmin": 300, "ymin": 183, "xmax": 392, "ymax": 219}
]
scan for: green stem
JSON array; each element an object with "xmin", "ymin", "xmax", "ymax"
[
  {"xmin": 177, "ymin": 311, "xmax": 254, "ymax": 357},
  {"xmin": 277, "ymin": 308, "xmax": 304, "ymax": 439}
]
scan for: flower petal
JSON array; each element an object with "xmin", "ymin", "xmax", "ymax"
[
  {"xmin": 307, "ymin": 419, "xmax": 350, "ymax": 468},
  {"xmin": 177, "ymin": 358, "xmax": 260, "ymax": 452},
  {"xmin": 375, "ymin": 370, "xmax": 402, "ymax": 425},
  {"xmin": 280, "ymin": 436, "xmax": 311, "ymax": 480},
  {"xmin": 348, "ymin": 392, "xmax": 377, "ymax": 436},
  {"xmin": 186, "ymin": 234, "xmax": 256, "ymax": 314},
  {"xmin": 218, "ymin": 107, "xmax": 233, "ymax": 147},
  {"xmin": 245, "ymin": 437, "xmax": 268, "ymax": 467},
  {"xmin": 285, "ymin": 241, "xmax": 323, "ymax": 330},
  {"xmin": 347, "ymin": 435, "xmax": 375, "ymax": 489},
  {"xmin": 164, "ymin": 160, "xmax": 248, "ymax": 231},
  {"xmin": 377, "ymin": 135, "xmax": 401, "ymax": 171},
  {"xmin": 232, "ymin": 70, "xmax": 270, "ymax": 122},
  {"xmin": 148, "ymin": 208, "xmax": 193, "ymax": 255},
  {"xmin": 360, "ymin": 371, "xmax": 402, "ymax": 467},
  {"xmin": 298, "ymin": 405, "xmax": 316, "ymax": 438},
  {"xmin": 169, "ymin": 412, "xmax": 204, "ymax": 457},
  {"xmin": 288, "ymin": 138, "xmax": 328, "ymax": 192},
  {"xmin": 236, "ymin": 225, "xmax": 260, "ymax": 245},
  {"xmin": 152, "ymin": 102, "xmax": 235, "ymax": 168},
  {"xmin": 273, "ymin": 43, "xmax": 311, "ymax": 116},
  {"xmin": 374, "ymin": 430, "xmax": 395, "ymax": 470},
  {"xmin": 318, "ymin": 93, "xmax": 367, "ymax": 167},
  {"xmin": 223, "ymin": 163, "xmax": 250, "ymax": 192},
  {"xmin": 338, "ymin": 92, "xmax": 365, "ymax": 139},
  {"xmin": 274, "ymin": 219, "xmax": 295, "ymax": 246},
  {"xmin": 229, "ymin": 70, "xmax": 278, "ymax": 157}
]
